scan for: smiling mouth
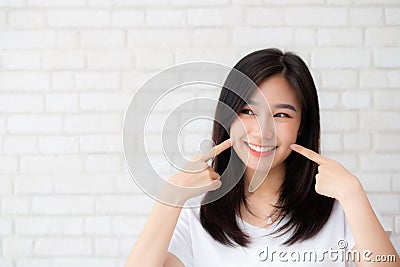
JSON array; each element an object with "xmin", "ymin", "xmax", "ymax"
[{"xmin": 244, "ymin": 142, "xmax": 277, "ymax": 153}]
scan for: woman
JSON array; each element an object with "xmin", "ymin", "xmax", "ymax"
[{"xmin": 125, "ymin": 48, "xmax": 398, "ymax": 266}]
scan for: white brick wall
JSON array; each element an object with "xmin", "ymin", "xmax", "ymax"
[{"xmin": 0, "ymin": 1, "xmax": 399, "ymax": 265}]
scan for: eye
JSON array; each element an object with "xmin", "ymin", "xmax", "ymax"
[
  {"xmin": 240, "ymin": 109, "xmax": 255, "ymax": 115},
  {"xmin": 274, "ymin": 113, "xmax": 291, "ymax": 118}
]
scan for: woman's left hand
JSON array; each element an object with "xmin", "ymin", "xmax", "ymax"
[{"xmin": 290, "ymin": 144, "xmax": 363, "ymax": 202}]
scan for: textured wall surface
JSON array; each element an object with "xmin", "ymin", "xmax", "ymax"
[{"xmin": 0, "ymin": 0, "xmax": 399, "ymax": 266}]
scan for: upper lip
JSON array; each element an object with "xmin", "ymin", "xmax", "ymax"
[{"xmin": 244, "ymin": 141, "xmax": 276, "ymax": 148}]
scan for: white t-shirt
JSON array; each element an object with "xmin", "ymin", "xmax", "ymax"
[{"xmin": 168, "ymin": 197, "xmax": 391, "ymax": 267}]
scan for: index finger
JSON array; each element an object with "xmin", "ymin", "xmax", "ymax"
[
  {"xmin": 290, "ymin": 144, "xmax": 327, "ymax": 165},
  {"xmin": 200, "ymin": 138, "xmax": 233, "ymax": 161}
]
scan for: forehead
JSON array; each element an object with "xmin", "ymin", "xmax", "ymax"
[{"xmin": 248, "ymin": 75, "xmax": 300, "ymax": 108}]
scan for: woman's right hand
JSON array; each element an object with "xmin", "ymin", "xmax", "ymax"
[{"xmin": 164, "ymin": 138, "xmax": 233, "ymax": 204}]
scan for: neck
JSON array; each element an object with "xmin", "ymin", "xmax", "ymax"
[{"xmin": 244, "ymin": 164, "xmax": 285, "ymax": 200}]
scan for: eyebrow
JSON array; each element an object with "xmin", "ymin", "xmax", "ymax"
[{"xmin": 247, "ymin": 100, "xmax": 297, "ymax": 112}]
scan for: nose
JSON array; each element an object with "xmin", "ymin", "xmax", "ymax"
[{"xmin": 256, "ymin": 114, "xmax": 275, "ymax": 140}]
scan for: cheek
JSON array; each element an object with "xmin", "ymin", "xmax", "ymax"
[
  {"xmin": 276, "ymin": 123, "xmax": 300, "ymax": 143},
  {"xmin": 229, "ymin": 118, "xmax": 249, "ymax": 138}
]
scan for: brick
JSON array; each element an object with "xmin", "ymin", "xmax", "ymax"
[
  {"xmin": 1, "ymin": 196, "xmax": 30, "ymax": 215},
  {"xmin": 48, "ymin": 10, "xmax": 109, "ymax": 28},
  {"xmin": 43, "ymin": 50, "xmax": 85, "ymax": 69},
  {"xmin": 188, "ymin": 8, "xmax": 243, "ymax": 26},
  {"xmin": 4, "ymin": 136, "xmax": 38, "ymax": 154},
  {"xmin": 86, "ymin": 50, "xmax": 134, "ymax": 70},
  {"xmin": 341, "ymin": 91, "xmax": 371, "ymax": 109},
  {"xmin": 193, "ymin": 29, "xmax": 230, "ymax": 47},
  {"xmin": 350, "ymin": 8, "xmax": 384, "ymax": 26},
  {"xmin": 7, "ymin": 115, "xmax": 62, "ymax": 134},
  {"xmin": 115, "ymin": 0, "xmax": 169, "ymax": 6},
  {"xmin": 359, "ymin": 173, "xmax": 391, "ymax": 192},
  {"xmin": 80, "ymin": 134, "xmax": 122, "ymax": 153},
  {"xmin": 374, "ymin": 90, "xmax": 400, "ymax": 110},
  {"xmin": 320, "ymin": 111, "xmax": 358, "ymax": 132},
  {"xmin": 54, "ymin": 174, "xmax": 114, "ymax": 194},
  {"xmin": 321, "ymin": 133, "xmax": 342, "ymax": 152},
  {"xmin": 0, "ymin": 0, "xmax": 24, "ymax": 7},
  {"xmin": 374, "ymin": 48, "xmax": 400, "ymax": 68},
  {"xmin": 246, "ymin": 8, "xmax": 284, "ymax": 26},
  {"xmin": 128, "ymin": 30, "xmax": 191, "ymax": 48},
  {"xmin": 312, "ymin": 49, "xmax": 371, "ymax": 68},
  {"xmin": 360, "ymin": 70, "xmax": 400, "ymax": 89},
  {"xmin": 56, "ymin": 31, "xmax": 79, "ymax": 48},
  {"xmin": 321, "ymin": 70, "xmax": 358, "ymax": 90},
  {"xmin": 171, "ymin": 0, "xmax": 229, "ymax": 5},
  {"xmin": 80, "ymin": 30, "xmax": 125, "ymax": 48},
  {"xmin": 360, "ymin": 111, "xmax": 400, "ymax": 131},
  {"xmin": 295, "ymin": 29, "xmax": 317, "ymax": 46},
  {"xmin": 8, "ymin": 10, "xmax": 45, "ymax": 28},
  {"xmin": 323, "ymin": 153, "xmax": 358, "ymax": 172},
  {"xmin": 84, "ymin": 217, "xmax": 112, "ymax": 235},
  {"xmin": 38, "ymin": 136, "xmax": 79, "ymax": 154},
  {"xmin": 14, "ymin": 259, "xmax": 52, "ymax": 267},
  {"xmin": 0, "ymin": 156, "xmax": 18, "ymax": 173},
  {"xmin": 35, "ymin": 238, "xmax": 92, "ymax": 255},
  {"xmin": 76, "ymin": 72, "xmax": 120, "ymax": 90},
  {"xmin": 361, "ymin": 154, "xmax": 400, "ymax": 172},
  {"xmin": 385, "ymin": 8, "xmax": 400, "ymax": 25},
  {"xmin": 368, "ymin": 193, "xmax": 400, "ymax": 213},
  {"xmin": 0, "ymin": 94, "xmax": 43, "ymax": 112},
  {"xmin": 393, "ymin": 174, "xmax": 400, "ymax": 192},
  {"xmin": 319, "ymin": 91, "xmax": 340, "ymax": 109},
  {"xmin": 267, "ymin": 0, "xmax": 323, "ymax": 2},
  {"xmin": 0, "ymin": 31, "xmax": 55, "ymax": 49},
  {"xmin": 45, "ymin": 93, "xmax": 79, "ymax": 112},
  {"xmin": 112, "ymin": 216, "xmax": 147, "ymax": 236},
  {"xmin": 111, "ymin": 10, "xmax": 146, "ymax": 27},
  {"xmin": 2, "ymin": 51, "xmax": 41, "ymax": 69},
  {"xmin": 88, "ymin": 0, "xmax": 113, "ymax": 6},
  {"xmin": 2, "ymin": 238, "xmax": 33, "ymax": 256},
  {"xmin": 20, "ymin": 155, "xmax": 83, "ymax": 173},
  {"xmin": 136, "ymin": 50, "xmax": 174, "ymax": 70},
  {"xmin": 28, "ymin": 0, "xmax": 86, "ymax": 6},
  {"xmin": 233, "ymin": 28, "xmax": 293, "ymax": 47},
  {"xmin": 114, "ymin": 172, "xmax": 144, "ymax": 194},
  {"xmin": 318, "ymin": 28, "xmax": 363, "ymax": 46},
  {"xmin": 146, "ymin": 10, "xmax": 186, "ymax": 27},
  {"xmin": 95, "ymin": 195, "xmax": 153, "ymax": 214},
  {"xmin": 15, "ymin": 217, "xmax": 62, "ymax": 235},
  {"xmin": 0, "ymin": 260, "xmax": 12, "ymax": 267},
  {"xmin": 0, "ymin": 72, "xmax": 50, "ymax": 91},
  {"xmin": 64, "ymin": 114, "xmax": 122, "ymax": 133},
  {"xmin": 0, "ymin": 218, "xmax": 12, "ymax": 235},
  {"xmin": 285, "ymin": 8, "xmax": 347, "ymax": 26},
  {"xmin": 85, "ymin": 154, "xmax": 123, "ymax": 172},
  {"xmin": 0, "ymin": 115, "xmax": 5, "ymax": 133},
  {"xmin": 33, "ymin": 196, "xmax": 94, "ymax": 215},
  {"xmin": 52, "ymin": 72, "xmax": 75, "ymax": 90},
  {"xmin": 14, "ymin": 175, "xmax": 53, "ymax": 194},
  {"xmin": 343, "ymin": 132, "xmax": 371, "ymax": 150},
  {"xmin": 0, "ymin": 176, "xmax": 12, "ymax": 194},
  {"xmin": 366, "ymin": 28, "xmax": 400, "ymax": 46},
  {"xmin": 94, "ymin": 238, "xmax": 119, "ymax": 256},
  {"xmin": 54, "ymin": 258, "xmax": 116, "ymax": 267},
  {"xmin": 374, "ymin": 133, "xmax": 400, "ymax": 152}
]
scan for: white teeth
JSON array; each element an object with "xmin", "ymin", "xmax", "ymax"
[{"xmin": 247, "ymin": 143, "xmax": 275, "ymax": 153}]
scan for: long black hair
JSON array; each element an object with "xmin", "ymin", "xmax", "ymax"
[{"xmin": 200, "ymin": 48, "xmax": 334, "ymax": 246}]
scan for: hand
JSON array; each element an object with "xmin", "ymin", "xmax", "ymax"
[
  {"xmin": 166, "ymin": 138, "xmax": 233, "ymax": 204},
  {"xmin": 290, "ymin": 144, "xmax": 363, "ymax": 202}
]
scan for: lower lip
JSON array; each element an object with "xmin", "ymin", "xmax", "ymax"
[{"xmin": 245, "ymin": 143, "xmax": 276, "ymax": 157}]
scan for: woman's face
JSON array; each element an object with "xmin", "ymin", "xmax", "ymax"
[{"xmin": 229, "ymin": 75, "xmax": 302, "ymax": 175}]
